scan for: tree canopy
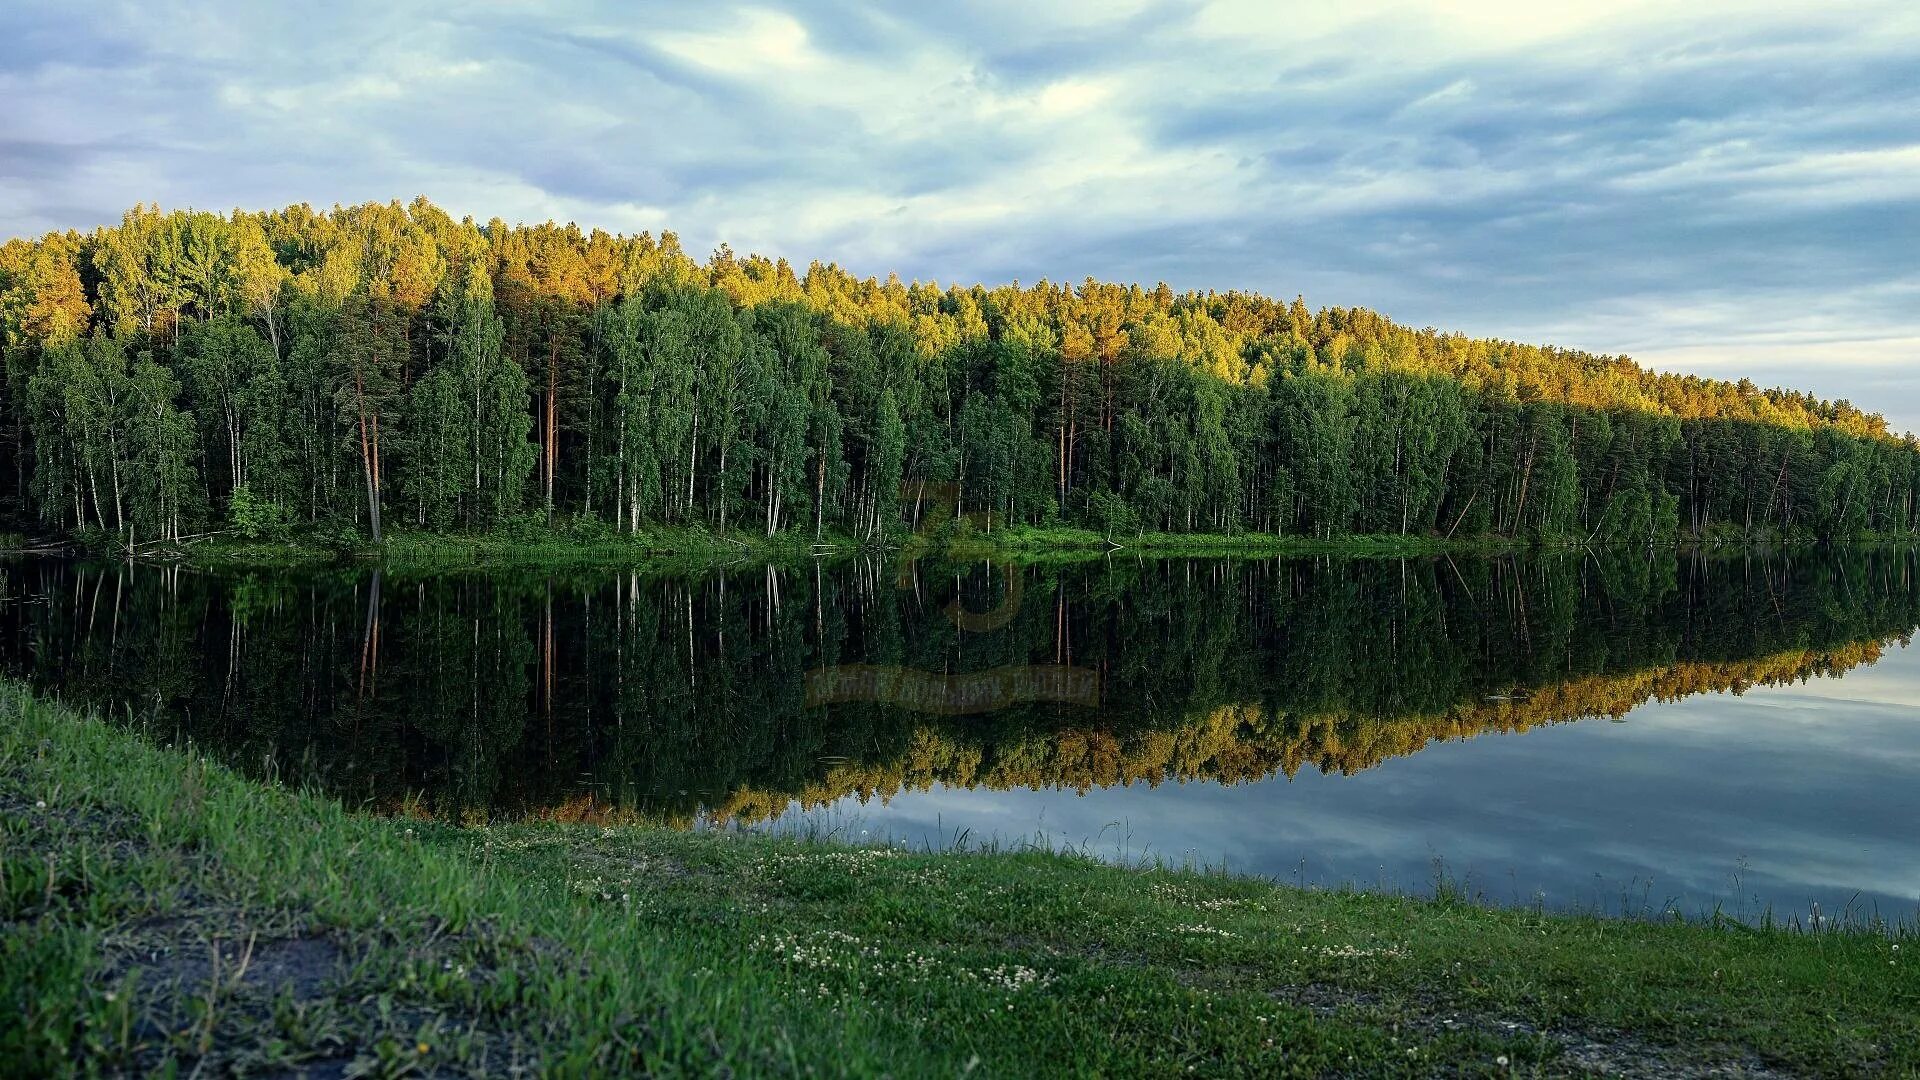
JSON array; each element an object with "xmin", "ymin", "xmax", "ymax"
[{"xmin": 2, "ymin": 197, "xmax": 1915, "ymax": 545}]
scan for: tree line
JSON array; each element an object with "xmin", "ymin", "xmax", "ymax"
[{"xmin": 3, "ymin": 198, "xmax": 1917, "ymax": 546}]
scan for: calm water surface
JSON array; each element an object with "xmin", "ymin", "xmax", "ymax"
[{"xmin": 5, "ymin": 551, "xmax": 1917, "ymax": 920}]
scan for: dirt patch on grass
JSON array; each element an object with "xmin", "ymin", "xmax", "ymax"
[
  {"xmin": 2, "ymin": 769, "xmax": 537, "ymax": 1076},
  {"xmin": 106, "ymin": 913, "xmax": 349, "ymax": 1002},
  {"xmin": 0, "ymin": 788, "xmax": 143, "ymax": 836},
  {"xmin": 90, "ymin": 906, "xmax": 550, "ymax": 1077},
  {"xmin": 1093, "ymin": 945, "xmax": 1797, "ymax": 1079},
  {"xmin": 1256, "ymin": 980, "xmax": 1795, "ymax": 1079}
]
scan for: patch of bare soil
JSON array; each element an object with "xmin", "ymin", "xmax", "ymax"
[
  {"xmin": 93, "ymin": 906, "xmax": 542, "ymax": 1077},
  {"xmin": 3, "ymin": 771, "xmax": 530, "ymax": 1077},
  {"xmin": 1260, "ymin": 981, "xmax": 1797, "ymax": 1079}
]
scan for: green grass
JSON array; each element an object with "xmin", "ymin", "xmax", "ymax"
[
  {"xmin": 945, "ymin": 524, "xmax": 1531, "ymax": 562},
  {"xmin": 89, "ymin": 517, "xmax": 1920, "ymax": 574},
  {"xmin": 5, "ymin": 685, "xmax": 1917, "ymax": 1076},
  {"xmin": 369, "ymin": 526, "xmax": 857, "ymax": 573},
  {"xmin": 131, "ymin": 525, "xmax": 864, "ymax": 573},
  {"xmin": 157, "ymin": 523, "xmax": 1520, "ymax": 573}
]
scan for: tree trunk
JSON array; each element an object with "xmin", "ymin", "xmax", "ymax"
[
  {"xmin": 354, "ymin": 367, "xmax": 382, "ymax": 543},
  {"xmin": 545, "ymin": 340, "xmax": 558, "ymax": 518}
]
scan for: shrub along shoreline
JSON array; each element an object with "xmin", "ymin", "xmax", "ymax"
[
  {"xmin": 3, "ymin": 682, "xmax": 1915, "ymax": 1077},
  {"xmin": 23, "ymin": 519, "xmax": 1916, "ymax": 574}
]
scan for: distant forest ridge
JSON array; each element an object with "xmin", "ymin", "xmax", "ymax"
[{"xmin": 1, "ymin": 197, "xmax": 1915, "ymax": 545}]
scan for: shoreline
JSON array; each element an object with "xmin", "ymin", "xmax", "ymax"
[
  {"xmin": 12, "ymin": 524, "xmax": 1917, "ymax": 573},
  {"xmin": 4, "ymin": 681, "xmax": 1915, "ymax": 1076}
]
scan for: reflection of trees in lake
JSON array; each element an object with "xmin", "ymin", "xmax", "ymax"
[{"xmin": 1, "ymin": 551, "xmax": 1914, "ymax": 825}]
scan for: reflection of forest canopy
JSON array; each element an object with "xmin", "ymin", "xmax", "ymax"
[
  {"xmin": 698, "ymin": 641, "xmax": 1888, "ymax": 827},
  {"xmin": 0, "ymin": 552, "xmax": 1913, "ymax": 825},
  {"xmin": 4, "ymin": 199, "xmax": 1920, "ymax": 546}
]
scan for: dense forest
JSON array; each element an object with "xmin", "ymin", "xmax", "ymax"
[
  {"xmin": 2, "ymin": 552, "xmax": 1913, "ymax": 823},
  {"xmin": 3, "ymin": 198, "xmax": 1917, "ymax": 547}
]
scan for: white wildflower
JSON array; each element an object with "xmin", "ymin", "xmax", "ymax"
[
  {"xmin": 1173, "ymin": 923, "xmax": 1234, "ymax": 938},
  {"xmin": 1318, "ymin": 944, "xmax": 1407, "ymax": 959}
]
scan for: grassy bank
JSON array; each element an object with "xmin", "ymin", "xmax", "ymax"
[
  {"xmin": 938, "ymin": 525, "xmax": 1530, "ymax": 562},
  {"xmin": 115, "ymin": 523, "xmax": 1533, "ymax": 573},
  {"xmin": 42, "ymin": 520, "xmax": 1920, "ymax": 573},
  {"xmin": 4, "ymin": 685, "xmax": 1916, "ymax": 1076},
  {"xmin": 110, "ymin": 525, "xmax": 863, "ymax": 573}
]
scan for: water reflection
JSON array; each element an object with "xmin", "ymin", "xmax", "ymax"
[{"xmin": 4, "ymin": 550, "xmax": 1917, "ymax": 915}]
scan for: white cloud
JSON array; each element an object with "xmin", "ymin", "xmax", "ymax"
[
  {"xmin": 654, "ymin": 8, "xmax": 818, "ymax": 75},
  {"xmin": 1034, "ymin": 77, "xmax": 1116, "ymax": 118},
  {"xmin": 0, "ymin": 0, "xmax": 1916, "ymax": 428}
]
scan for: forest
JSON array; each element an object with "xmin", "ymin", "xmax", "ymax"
[{"xmin": 3, "ymin": 197, "xmax": 1918, "ymax": 548}]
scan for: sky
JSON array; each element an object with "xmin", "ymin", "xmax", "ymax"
[{"xmin": 3, "ymin": 1, "xmax": 1917, "ymax": 428}]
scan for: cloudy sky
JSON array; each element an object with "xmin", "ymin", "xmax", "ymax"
[{"xmin": 4, "ymin": 1, "xmax": 1917, "ymax": 428}]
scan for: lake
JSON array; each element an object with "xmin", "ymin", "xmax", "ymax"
[{"xmin": 5, "ymin": 549, "xmax": 1918, "ymax": 923}]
